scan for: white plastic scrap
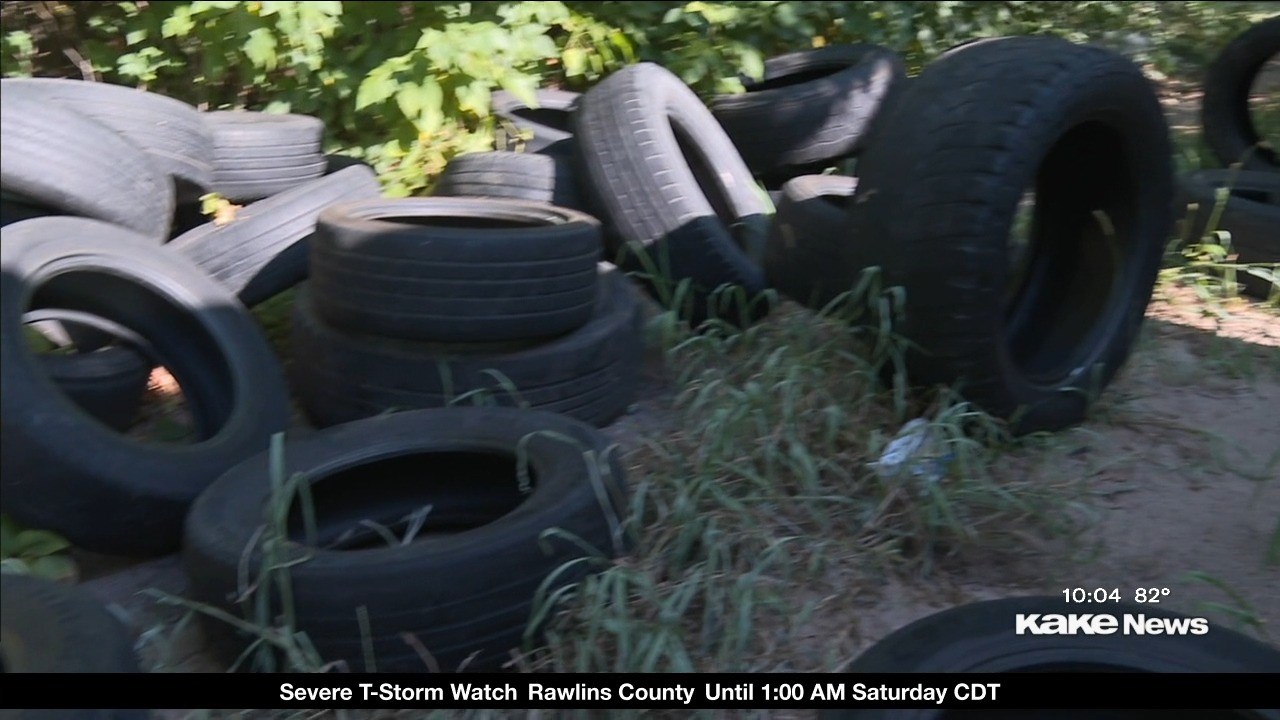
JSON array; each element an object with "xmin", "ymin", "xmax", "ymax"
[{"xmin": 869, "ymin": 418, "xmax": 953, "ymax": 485}]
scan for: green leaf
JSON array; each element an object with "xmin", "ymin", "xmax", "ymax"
[
  {"xmin": 454, "ymin": 79, "xmax": 491, "ymax": 117},
  {"xmin": 0, "ymin": 558, "xmax": 31, "ymax": 575},
  {"xmin": 244, "ymin": 27, "xmax": 278, "ymax": 69},
  {"xmin": 497, "ymin": 73, "xmax": 537, "ymax": 109},
  {"xmin": 738, "ymin": 48, "xmax": 765, "ymax": 82},
  {"xmin": 562, "ymin": 46, "xmax": 587, "ymax": 77},
  {"xmin": 161, "ymin": 8, "xmax": 195, "ymax": 38},
  {"xmin": 413, "ymin": 77, "xmax": 445, "ymax": 133},
  {"xmin": 125, "ymin": 28, "xmax": 148, "ymax": 45},
  {"xmin": 395, "ymin": 82, "xmax": 428, "ymax": 121},
  {"xmin": 355, "ymin": 67, "xmax": 397, "ymax": 110},
  {"xmin": 28, "ymin": 555, "xmax": 78, "ymax": 583},
  {"xmin": 13, "ymin": 529, "xmax": 72, "ymax": 557}
]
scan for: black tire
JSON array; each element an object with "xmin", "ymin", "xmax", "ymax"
[
  {"xmin": 1, "ymin": 217, "xmax": 291, "ymax": 556},
  {"xmin": 291, "ymin": 267, "xmax": 642, "ymax": 428},
  {"xmin": 847, "ymin": 37, "xmax": 1173, "ymax": 434},
  {"xmin": 711, "ymin": 45, "xmax": 906, "ymax": 175},
  {"xmin": 203, "ymin": 111, "xmax": 326, "ymax": 202},
  {"xmin": 0, "ymin": 91, "xmax": 174, "ymax": 241},
  {"xmin": 168, "ymin": 165, "xmax": 382, "ymax": 307},
  {"xmin": 0, "ymin": 573, "xmax": 141, "ymax": 674},
  {"xmin": 310, "ymin": 197, "xmax": 601, "ymax": 342},
  {"xmin": 762, "ymin": 174, "xmax": 859, "ymax": 308},
  {"xmin": 1202, "ymin": 16, "xmax": 1280, "ymax": 172},
  {"xmin": 575, "ymin": 62, "xmax": 771, "ymax": 326},
  {"xmin": 183, "ymin": 406, "xmax": 628, "ymax": 672},
  {"xmin": 823, "ymin": 597, "xmax": 1280, "ymax": 720},
  {"xmin": 492, "ymin": 89, "xmax": 578, "ymax": 155},
  {"xmin": 29, "ymin": 309, "xmax": 154, "ymax": 433},
  {"xmin": 434, "ymin": 151, "xmax": 585, "ymax": 211},
  {"xmin": 2, "ymin": 77, "xmax": 214, "ymax": 200},
  {"xmin": 1178, "ymin": 169, "xmax": 1280, "ymax": 300}
]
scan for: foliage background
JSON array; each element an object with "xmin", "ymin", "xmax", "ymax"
[{"xmin": 1, "ymin": 1, "xmax": 1273, "ymax": 196}]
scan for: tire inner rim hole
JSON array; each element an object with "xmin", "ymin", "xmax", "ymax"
[
  {"xmin": 744, "ymin": 63, "xmax": 846, "ymax": 92},
  {"xmin": 1003, "ymin": 121, "xmax": 1137, "ymax": 386},
  {"xmin": 28, "ymin": 271, "xmax": 231, "ymax": 443},
  {"xmin": 286, "ymin": 451, "xmax": 535, "ymax": 551},
  {"xmin": 1247, "ymin": 55, "xmax": 1280, "ymax": 156},
  {"xmin": 376, "ymin": 215, "xmax": 547, "ymax": 230},
  {"xmin": 511, "ymin": 106, "xmax": 573, "ymax": 132},
  {"xmin": 671, "ymin": 119, "xmax": 745, "ymax": 246}
]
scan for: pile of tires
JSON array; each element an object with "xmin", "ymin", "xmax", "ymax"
[
  {"xmin": 0, "ymin": 78, "xmax": 385, "ymax": 556},
  {"xmin": 1182, "ymin": 16, "xmax": 1280, "ymax": 300},
  {"xmin": 289, "ymin": 197, "xmax": 644, "ymax": 428}
]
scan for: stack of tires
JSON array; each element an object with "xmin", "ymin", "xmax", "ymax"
[
  {"xmin": 1182, "ymin": 15, "xmax": 1280, "ymax": 301},
  {"xmin": 289, "ymin": 196, "xmax": 644, "ymax": 429}
]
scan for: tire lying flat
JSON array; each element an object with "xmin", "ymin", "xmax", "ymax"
[
  {"xmin": 203, "ymin": 111, "xmax": 327, "ymax": 202},
  {"xmin": 309, "ymin": 197, "xmax": 601, "ymax": 342},
  {"xmin": 292, "ymin": 267, "xmax": 642, "ymax": 428},
  {"xmin": 1, "ymin": 218, "xmax": 290, "ymax": 556},
  {"xmin": 575, "ymin": 62, "xmax": 772, "ymax": 327},
  {"xmin": 711, "ymin": 45, "xmax": 906, "ymax": 176},
  {"xmin": 1178, "ymin": 169, "xmax": 1280, "ymax": 300},
  {"xmin": 821, "ymin": 596, "xmax": 1280, "ymax": 719},
  {"xmin": 762, "ymin": 174, "xmax": 860, "ymax": 308},
  {"xmin": 2, "ymin": 77, "xmax": 214, "ymax": 201},
  {"xmin": 183, "ymin": 407, "xmax": 628, "ymax": 672},
  {"xmin": 848, "ymin": 37, "xmax": 1173, "ymax": 433},
  {"xmin": 1202, "ymin": 16, "xmax": 1280, "ymax": 172},
  {"xmin": 434, "ymin": 151, "xmax": 585, "ymax": 211},
  {"xmin": 0, "ymin": 91, "xmax": 174, "ymax": 241},
  {"xmin": 168, "ymin": 165, "xmax": 382, "ymax": 307}
]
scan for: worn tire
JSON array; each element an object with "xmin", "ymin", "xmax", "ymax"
[
  {"xmin": 183, "ymin": 406, "xmax": 628, "ymax": 672},
  {"xmin": 1178, "ymin": 169, "xmax": 1280, "ymax": 299},
  {"xmin": 0, "ymin": 91, "xmax": 174, "ymax": 241},
  {"xmin": 310, "ymin": 197, "xmax": 601, "ymax": 342},
  {"xmin": 434, "ymin": 151, "xmax": 585, "ymax": 211},
  {"xmin": 575, "ymin": 62, "xmax": 771, "ymax": 326},
  {"xmin": 822, "ymin": 597, "xmax": 1280, "ymax": 719},
  {"xmin": 168, "ymin": 165, "xmax": 382, "ymax": 307},
  {"xmin": 2, "ymin": 77, "xmax": 214, "ymax": 200},
  {"xmin": 203, "ymin": 111, "xmax": 326, "ymax": 202},
  {"xmin": 1, "ymin": 218, "xmax": 291, "ymax": 556},
  {"xmin": 492, "ymin": 89, "xmax": 578, "ymax": 155},
  {"xmin": 711, "ymin": 45, "xmax": 906, "ymax": 175},
  {"xmin": 848, "ymin": 37, "xmax": 1173, "ymax": 434},
  {"xmin": 0, "ymin": 573, "xmax": 141, "ymax": 674},
  {"xmin": 1202, "ymin": 16, "xmax": 1280, "ymax": 171},
  {"xmin": 762, "ymin": 174, "xmax": 860, "ymax": 308},
  {"xmin": 292, "ymin": 267, "xmax": 642, "ymax": 428}
]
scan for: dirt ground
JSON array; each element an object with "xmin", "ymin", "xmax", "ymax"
[{"xmin": 65, "ymin": 75, "xmax": 1280, "ymax": 692}]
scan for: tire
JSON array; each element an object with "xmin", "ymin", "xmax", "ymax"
[
  {"xmin": 1, "ymin": 217, "xmax": 291, "ymax": 556},
  {"xmin": 822, "ymin": 597, "xmax": 1280, "ymax": 720},
  {"xmin": 492, "ymin": 89, "xmax": 578, "ymax": 155},
  {"xmin": 310, "ymin": 197, "xmax": 601, "ymax": 342},
  {"xmin": 1, "ymin": 77, "xmax": 214, "ymax": 200},
  {"xmin": 1202, "ymin": 17, "xmax": 1280, "ymax": 172},
  {"xmin": 203, "ymin": 111, "xmax": 326, "ymax": 202},
  {"xmin": 0, "ymin": 573, "xmax": 141, "ymax": 674},
  {"xmin": 168, "ymin": 165, "xmax": 382, "ymax": 307},
  {"xmin": 762, "ymin": 174, "xmax": 860, "ymax": 308},
  {"xmin": 575, "ymin": 62, "xmax": 771, "ymax": 327},
  {"xmin": 1178, "ymin": 169, "xmax": 1280, "ymax": 300},
  {"xmin": 182, "ymin": 406, "xmax": 628, "ymax": 672},
  {"xmin": 711, "ymin": 45, "xmax": 906, "ymax": 175},
  {"xmin": 29, "ymin": 308, "xmax": 153, "ymax": 433},
  {"xmin": 434, "ymin": 151, "xmax": 585, "ymax": 211},
  {"xmin": 291, "ymin": 267, "xmax": 642, "ymax": 428},
  {"xmin": 847, "ymin": 37, "xmax": 1173, "ymax": 434},
  {"xmin": 0, "ymin": 91, "xmax": 174, "ymax": 241}
]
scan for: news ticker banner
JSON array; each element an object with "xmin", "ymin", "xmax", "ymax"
[{"xmin": 1, "ymin": 673, "xmax": 1277, "ymax": 710}]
